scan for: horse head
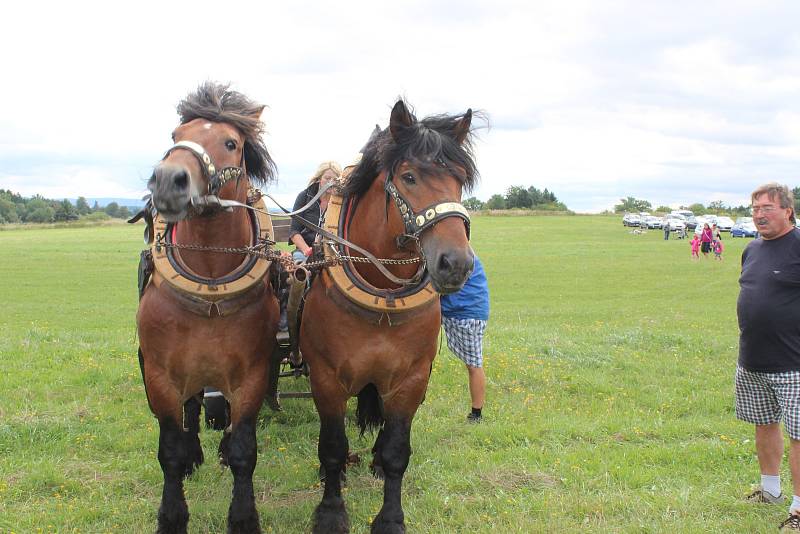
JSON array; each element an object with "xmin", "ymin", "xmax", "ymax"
[
  {"xmin": 149, "ymin": 82, "xmax": 275, "ymax": 221},
  {"xmin": 381, "ymin": 100, "xmax": 480, "ymax": 294}
]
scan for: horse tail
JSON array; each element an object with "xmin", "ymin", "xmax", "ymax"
[{"xmin": 356, "ymin": 383, "xmax": 384, "ymax": 436}]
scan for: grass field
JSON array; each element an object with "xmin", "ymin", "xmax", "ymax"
[{"xmin": 0, "ymin": 216, "xmax": 782, "ymax": 533}]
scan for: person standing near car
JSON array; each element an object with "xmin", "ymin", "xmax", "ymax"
[
  {"xmin": 700, "ymin": 223, "xmax": 713, "ymax": 258},
  {"xmin": 664, "ymin": 220, "xmax": 670, "ymax": 240},
  {"xmin": 713, "ymin": 223, "xmax": 722, "ymax": 242},
  {"xmin": 735, "ymin": 183, "xmax": 800, "ymax": 531}
]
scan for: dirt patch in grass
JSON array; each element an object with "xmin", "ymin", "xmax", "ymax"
[{"xmin": 480, "ymin": 468, "xmax": 560, "ymax": 492}]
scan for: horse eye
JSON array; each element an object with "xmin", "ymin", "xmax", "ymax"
[
  {"xmin": 225, "ymin": 140, "xmax": 237, "ymax": 151},
  {"xmin": 401, "ymin": 172, "xmax": 416, "ymax": 185}
]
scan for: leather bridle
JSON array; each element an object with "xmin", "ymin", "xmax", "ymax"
[
  {"xmin": 163, "ymin": 140, "xmax": 244, "ymax": 197},
  {"xmin": 383, "ymin": 161, "xmax": 471, "ymax": 250}
]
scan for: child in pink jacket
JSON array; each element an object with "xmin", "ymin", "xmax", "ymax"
[
  {"xmin": 713, "ymin": 239, "xmax": 724, "ymax": 261},
  {"xmin": 690, "ymin": 234, "xmax": 700, "ymax": 260}
]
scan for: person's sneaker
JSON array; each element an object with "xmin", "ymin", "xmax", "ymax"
[
  {"xmin": 779, "ymin": 513, "xmax": 800, "ymax": 531},
  {"xmin": 466, "ymin": 412, "xmax": 482, "ymax": 423},
  {"xmin": 745, "ymin": 486, "xmax": 785, "ymax": 504}
]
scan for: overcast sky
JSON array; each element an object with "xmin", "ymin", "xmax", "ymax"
[{"xmin": 2, "ymin": 0, "xmax": 799, "ymax": 212}]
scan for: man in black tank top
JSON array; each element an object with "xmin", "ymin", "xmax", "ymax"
[{"xmin": 735, "ymin": 183, "xmax": 800, "ymax": 531}]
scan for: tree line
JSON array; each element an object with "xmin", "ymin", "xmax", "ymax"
[
  {"xmin": 463, "ymin": 185, "xmax": 568, "ymax": 211},
  {"xmin": 613, "ymin": 188, "xmax": 800, "ymax": 216},
  {"xmin": 0, "ymin": 190, "xmax": 136, "ymax": 224}
]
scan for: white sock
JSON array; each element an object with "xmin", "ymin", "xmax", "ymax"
[
  {"xmin": 762, "ymin": 474, "xmax": 781, "ymax": 497},
  {"xmin": 791, "ymin": 495, "xmax": 800, "ymax": 514}
]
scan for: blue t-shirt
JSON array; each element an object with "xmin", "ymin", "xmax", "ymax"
[{"xmin": 440, "ymin": 254, "xmax": 490, "ymax": 320}]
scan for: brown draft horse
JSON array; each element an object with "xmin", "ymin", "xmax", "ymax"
[
  {"xmin": 301, "ymin": 100, "xmax": 479, "ymax": 533},
  {"xmin": 137, "ymin": 83, "xmax": 277, "ymax": 534}
]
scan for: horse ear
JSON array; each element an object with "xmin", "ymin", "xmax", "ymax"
[
  {"xmin": 389, "ymin": 100, "xmax": 414, "ymax": 141},
  {"xmin": 453, "ymin": 109, "xmax": 472, "ymax": 145}
]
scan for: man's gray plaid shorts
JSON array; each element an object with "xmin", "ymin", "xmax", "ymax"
[
  {"xmin": 442, "ymin": 317, "xmax": 486, "ymax": 368},
  {"xmin": 735, "ymin": 365, "xmax": 800, "ymax": 439}
]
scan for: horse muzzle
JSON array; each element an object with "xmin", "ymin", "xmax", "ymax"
[
  {"xmin": 425, "ymin": 246, "xmax": 474, "ymax": 294},
  {"xmin": 148, "ymin": 163, "xmax": 199, "ymax": 222}
]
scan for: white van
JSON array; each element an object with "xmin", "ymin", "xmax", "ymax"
[{"xmin": 671, "ymin": 210, "xmax": 693, "ymax": 219}]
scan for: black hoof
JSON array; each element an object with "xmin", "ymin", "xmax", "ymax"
[
  {"xmin": 370, "ymin": 519, "xmax": 405, "ymax": 534},
  {"xmin": 156, "ymin": 505, "xmax": 189, "ymax": 534},
  {"xmin": 312, "ymin": 498, "xmax": 349, "ymax": 534},
  {"xmin": 227, "ymin": 514, "xmax": 261, "ymax": 534}
]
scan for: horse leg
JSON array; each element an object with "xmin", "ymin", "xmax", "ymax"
[
  {"xmin": 310, "ymin": 367, "xmax": 350, "ymax": 534},
  {"xmin": 312, "ymin": 413, "xmax": 350, "ymax": 534},
  {"xmin": 225, "ymin": 364, "xmax": 269, "ymax": 534},
  {"xmin": 370, "ymin": 416, "xmax": 411, "ymax": 534},
  {"xmin": 370, "ymin": 426, "xmax": 387, "ymax": 480},
  {"xmin": 183, "ymin": 394, "xmax": 204, "ymax": 476},
  {"xmin": 225, "ymin": 413, "xmax": 261, "ymax": 534},
  {"xmin": 218, "ymin": 428, "xmax": 232, "ymax": 467},
  {"xmin": 156, "ymin": 415, "xmax": 190, "ymax": 534}
]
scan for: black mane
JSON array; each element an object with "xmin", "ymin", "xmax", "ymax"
[
  {"xmin": 176, "ymin": 82, "xmax": 277, "ymax": 185},
  {"xmin": 343, "ymin": 101, "xmax": 482, "ymax": 198}
]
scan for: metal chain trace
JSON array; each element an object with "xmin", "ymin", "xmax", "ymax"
[{"xmin": 153, "ymin": 235, "xmax": 422, "ymax": 273}]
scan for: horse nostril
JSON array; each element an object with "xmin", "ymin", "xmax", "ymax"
[
  {"xmin": 438, "ymin": 253, "xmax": 452, "ymax": 272},
  {"xmin": 173, "ymin": 170, "xmax": 188, "ymax": 190}
]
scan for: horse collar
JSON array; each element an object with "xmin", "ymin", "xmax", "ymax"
[
  {"xmin": 320, "ymin": 193, "xmax": 438, "ymax": 317},
  {"xmin": 165, "ymin": 140, "xmax": 244, "ymax": 196},
  {"xmin": 383, "ymin": 171, "xmax": 471, "ymax": 245}
]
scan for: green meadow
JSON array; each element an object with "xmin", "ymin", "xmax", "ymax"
[{"xmin": 0, "ymin": 216, "xmax": 780, "ymax": 533}]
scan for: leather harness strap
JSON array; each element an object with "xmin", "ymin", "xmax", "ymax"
[{"xmin": 164, "ymin": 140, "xmax": 244, "ymax": 196}]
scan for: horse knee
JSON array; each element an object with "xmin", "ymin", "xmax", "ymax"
[
  {"xmin": 226, "ymin": 418, "xmax": 257, "ymax": 475},
  {"xmin": 158, "ymin": 418, "xmax": 187, "ymax": 473},
  {"xmin": 318, "ymin": 417, "xmax": 348, "ymax": 467},
  {"xmin": 377, "ymin": 419, "xmax": 411, "ymax": 477}
]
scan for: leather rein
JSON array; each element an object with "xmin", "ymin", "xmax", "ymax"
[{"xmin": 130, "ymin": 140, "xmax": 471, "ymax": 288}]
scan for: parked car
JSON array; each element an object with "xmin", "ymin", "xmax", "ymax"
[
  {"xmin": 685, "ymin": 216, "xmax": 699, "ymax": 231},
  {"xmin": 731, "ymin": 221, "xmax": 758, "ymax": 238},
  {"xmin": 644, "ymin": 215, "xmax": 662, "ymax": 229},
  {"xmin": 663, "ymin": 217, "xmax": 686, "ymax": 233},
  {"xmin": 716, "ymin": 216, "xmax": 734, "ymax": 231},
  {"xmin": 694, "ymin": 217, "xmax": 711, "ymax": 235},
  {"xmin": 623, "ymin": 213, "xmax": 641, "ymax": 226}
]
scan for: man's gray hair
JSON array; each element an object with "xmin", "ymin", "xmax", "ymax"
[{"xmin": 752, "ymin": 182, "xmax": 796, "ymax": 223}]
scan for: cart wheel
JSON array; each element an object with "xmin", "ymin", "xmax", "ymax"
[{"xmin": 203, "ymin": 389, "xmax": 229, "ymax": 430}]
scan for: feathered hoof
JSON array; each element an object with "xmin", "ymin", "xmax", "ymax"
[
  {"xmin": 227, "ymin": 514, "xmax": 261, "ymax": 534},
  {"xmin": 156, "ymin": 504, "xmax": 189, "ymax": 534},
  {"xmin": 370, "ymin": 518, "xmax": 405, "ymax": 534},
  {"xmin": 312, "ymin": 498, "xmax": 350, "ymax": 534}
]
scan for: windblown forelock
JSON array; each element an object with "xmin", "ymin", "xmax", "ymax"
[
  {"xmin": 342, "ymin": 108, "xmax": 482, "ymax": 199},
  {"xmin": 176, "ymin": 82, "xmax": 277, "ymax": 185}
]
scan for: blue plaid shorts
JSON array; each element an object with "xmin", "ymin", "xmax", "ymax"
[
  {"xmin": 442, "ymin": 317, "xmax": 487, "ymax": 368},
  {"xmin": 735, "ymin": 365, "xmax": 800, "ymax": 439}
]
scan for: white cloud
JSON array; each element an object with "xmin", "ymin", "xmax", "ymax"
[{"xmin": 1, "ymin": 0, "xmax": 799, "ymax": 212}]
